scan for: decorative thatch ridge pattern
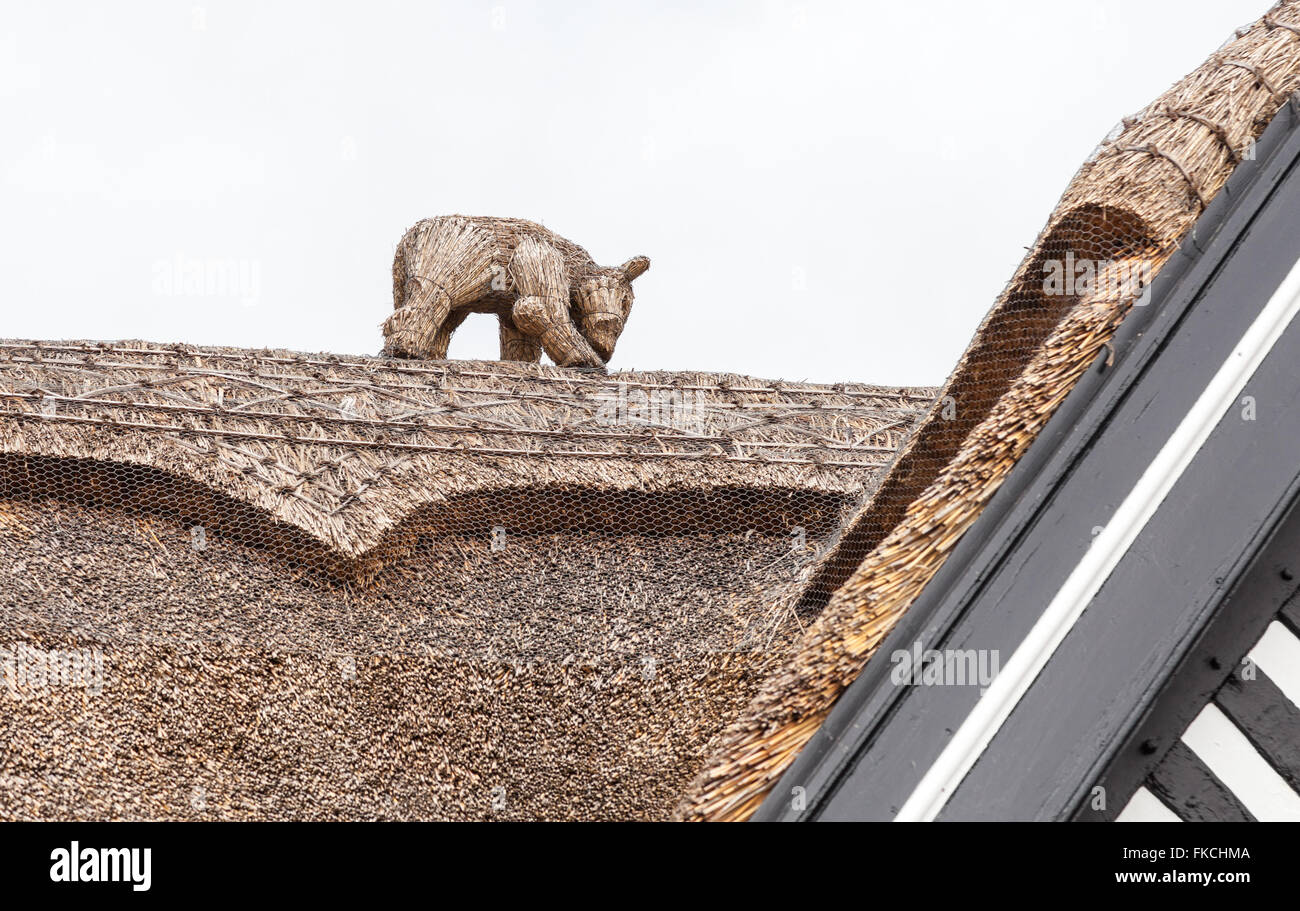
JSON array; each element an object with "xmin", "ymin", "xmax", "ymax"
[
  {"xmin": 677, "ymin": 1, "xmax": 1300, "ymax": 821},
  {"xmin": 383, "ymin": 216, "xmax": 650, "ymax": 368},
  {"xmin": 0, "ymin": 340, "xmax": 933, "ymax": 564}
]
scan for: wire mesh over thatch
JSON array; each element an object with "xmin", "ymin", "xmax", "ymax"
[
  {"xmin": 0, "ymin": 339, "xmax": 932, "ymax": 820},
  {"xmin": 675, "ymin": 1, "xmax": 1300, "ymax": 821}
]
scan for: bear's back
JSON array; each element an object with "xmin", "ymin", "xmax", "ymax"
[{"xmin": 402, "ymin": 215, "xmax": 597, "ymax": 279}]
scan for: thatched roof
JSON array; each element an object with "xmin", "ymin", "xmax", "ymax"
[
  {"xmin": 0, "ymin": 344, "xmax": 933, "ymax": 821},
  {"xmin": 15, "ymin": 5, "xmax": 1296, "ymax": 824},
  {"xmin": 677, "ymin": 1, "xmax": 1300, "ymax": 821},
  {"xmin": 0, "ymin": 340, "xmax": 933, "ymax": 567}
]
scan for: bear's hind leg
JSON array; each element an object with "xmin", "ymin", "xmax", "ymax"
[
  {"xmin": 383, "ymin": 277, "xmax": 453, "ymax": 359},
  {"xmin": 499, "ymin": 315, "xmax": 542, "ymax": 363},
  {"xmin": 429, "ymin": 310, "xmax": 468, "ymax": 360}
]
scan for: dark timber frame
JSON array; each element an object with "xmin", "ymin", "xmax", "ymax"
[
  {"xmin": 1077, "ymin": 506, "xmax": 1300, "ymax": 821},
  {"xmin": 756, "ymin": 99, "xmax": 1300, "ymax": 822}
]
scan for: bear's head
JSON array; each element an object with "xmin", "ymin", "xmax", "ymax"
[{"xmin": 572, "ymin": 256, "xmax": 650, "ymax": 362}]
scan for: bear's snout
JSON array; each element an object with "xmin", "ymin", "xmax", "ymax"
[{"xmin": 581, "ymin": 313, "xmax": 624, "ymax": 361}]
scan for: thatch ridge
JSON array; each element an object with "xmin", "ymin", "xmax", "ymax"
[
  {"xmin": 677, "ymin": 1, "xmax": 1300, "ymax": 821},
  {"xmin": 0, "ymin": 339, "xmax": 934, "ymax": 561}
]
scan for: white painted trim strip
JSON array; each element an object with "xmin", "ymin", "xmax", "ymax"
[
  {"xmin": 895, "ymin": 253, "xmax": 1300, "ymax": 822},
  {"xmin": 1182, "ymin": 704, "xmax": 1300, "ymax": 821},
  {"xmin": 1115, "ymin": 786, "xmax": 1181, "ymax": 822},
  {"xmin": 1248, "ymin": 620, "xmax": 1300, "ymax": 709}
]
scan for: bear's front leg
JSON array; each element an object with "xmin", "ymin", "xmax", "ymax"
[
  {"xmin": 509, "ymin": 237, "xmax": 603, "ymax": 368},
  {"xmin": 382, "ymin": 279, "xmax": 452, "ymax": 359},
  {"xmin": 511, "ymin": 296, "xmax": 602, "ymax": 367}
]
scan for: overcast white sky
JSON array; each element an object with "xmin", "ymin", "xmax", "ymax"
[{"xmin": 0, "ymin": 0, "xmax": 1274, "ymax": 385}]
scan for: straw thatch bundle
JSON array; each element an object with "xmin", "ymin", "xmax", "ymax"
[
  {"xmin": 383, "ymin": 216, "xmax": 650, "ymax": 368},
  {"xmin": 676, "ymin": 1, "xmax": 1300, "ymax": 821},
  {"xmin": 0, "ymin": 339, "xmax": 934, "ymax": 820}
]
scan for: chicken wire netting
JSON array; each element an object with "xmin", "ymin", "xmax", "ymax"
[{"xmin": 0, "ymin": 339, "xmax": 934, "ymax": 820}]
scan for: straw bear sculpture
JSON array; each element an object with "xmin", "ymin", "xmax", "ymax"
[{"xmin": 383, "ymin": 216, "xmax": 650, "ymax": 368}]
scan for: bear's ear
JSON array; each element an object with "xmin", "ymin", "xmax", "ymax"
[{"xmin": 620, "ymin": 256, "xmax": 650, "ymax": 282}]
